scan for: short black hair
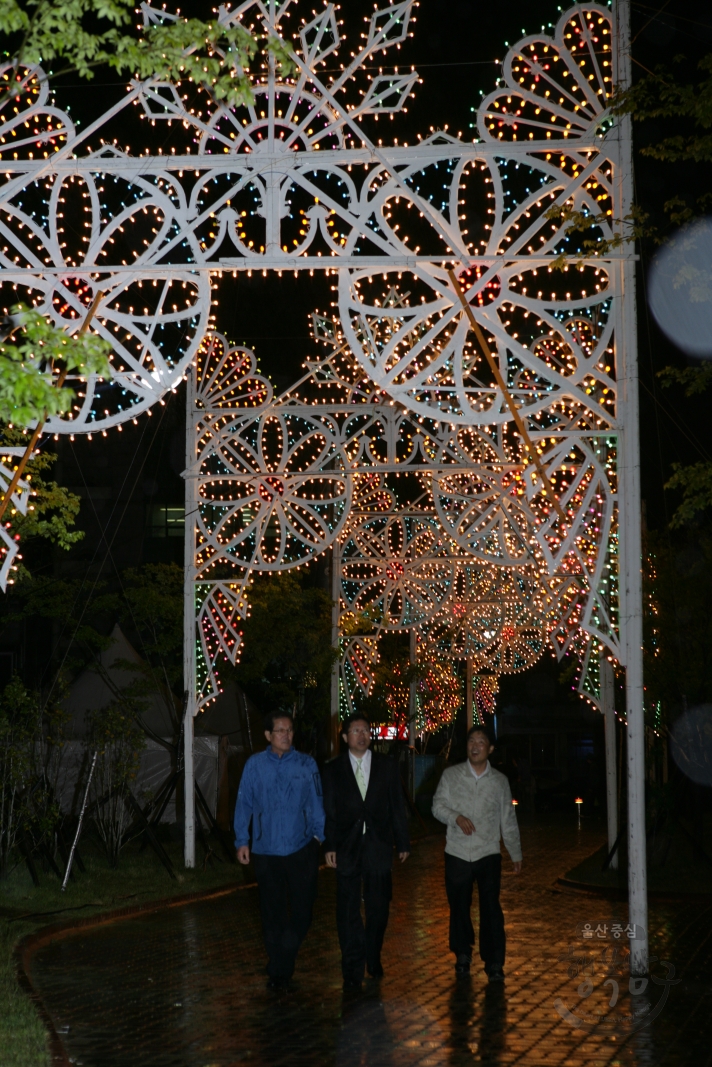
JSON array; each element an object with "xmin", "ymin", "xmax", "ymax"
[
  {"xmin": 263, "ymin": 710, "xmax": 295, "ymax": 733},
  {"xmin": 341, "ymin": 713, "xmax": 371, "ymax": 733},
  {"xmin": 466, "ymin": 723, "xmax": 495, "ymax": 746}
]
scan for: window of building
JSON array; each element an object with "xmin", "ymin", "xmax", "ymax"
[{"xmin": 148, "ymin": 506, "xmax": 185, "ymax": 538}]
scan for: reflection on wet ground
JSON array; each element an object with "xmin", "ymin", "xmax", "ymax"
[{"xmin": 29, "ymin": 819, "xmax": 711, "ymax": 1066}]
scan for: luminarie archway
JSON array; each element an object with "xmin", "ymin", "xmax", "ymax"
[{"xmin": 0, "ymin": 0, "xmax": 646, "ymax": 972}]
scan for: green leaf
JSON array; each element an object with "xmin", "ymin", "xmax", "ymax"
[
  {"xmin": 0, "ymin": 305, "xmax": 111, "ymax": 426},
  {"xmin": 665, "ymin": 461, "xmax": 712, "ymax": 527}
]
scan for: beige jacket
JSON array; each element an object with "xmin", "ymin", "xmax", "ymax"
[{"xmin": 432, "ymin": 761, "xmax": 522, "ymax": 863}]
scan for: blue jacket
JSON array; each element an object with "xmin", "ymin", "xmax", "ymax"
[{"xmin": 233, "ymin": 747, "xmax": 325, "ymax": 856}]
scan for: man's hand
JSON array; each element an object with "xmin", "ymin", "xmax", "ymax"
[
  {"xmin": 236, "ymin": 846, "xmax": 250, "ymax": 865},
  {"xmin": 455, "ymin": 815, "xmax": 475, "ymax": 836},
  {"xmin": 398, "ymin": 851, "xmax": 410, "ymax": 863},
  {"xmin": 513, "ymin": 861, "xmax": 522, "ymax": 874},
  {"xmin": 325, "ymin": 851, "xmax": 337, "ymax": 868}
]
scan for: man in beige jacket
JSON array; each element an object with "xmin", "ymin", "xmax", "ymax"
[{"xmin": 432, "ymin": 724, "xmax": 522, "ymax": 982}]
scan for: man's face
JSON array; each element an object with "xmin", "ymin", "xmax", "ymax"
[
  {"xmin": 265, "ymin": 717, "xmax": 294, "ymax": 755},
  {"xmin": 467, "ymin": 731, "xmax": 494, "ymax": 765},
  {"xmin": 342, "ymin": 719, "xmax": 371, "ymax": 757}
]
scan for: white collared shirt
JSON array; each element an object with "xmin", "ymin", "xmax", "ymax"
[
  {"xmin": 349, "ymin": 746, "xmax": 372, "ymax": 788},
  {"xmin": 468, "ymin": 759, "xmax": 490, "ymax": 780}
]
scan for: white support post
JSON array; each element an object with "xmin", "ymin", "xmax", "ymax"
[
  {"xmin": 183, "ymin": 365, "xmax": 197, "ymax": 869},
  {"xmin": 330, "ymin": 537, "xmax": 341, "ymax": 756},
  {"xmin": 600, "ymin": 656, "xmax": 619, "ymax": 870},
  {"xmin": 614, "ymin": 0, "xmax": 648, "ymax": 974},
  {"xmin": 465, "ymin": 658, "xmax": 474, "ymax": 731},
  {"xmin": 408, "ymin": 627, "xmax": 417, "ymax": 800}
]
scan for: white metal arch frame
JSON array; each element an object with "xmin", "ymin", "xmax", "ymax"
[
  {"xmin": 0, "ymin": 0, "xmax": 644, "ymax": 967},
  {"xmin": 181, "ymin": 0, "xmax": 645, "ymax": 970}
]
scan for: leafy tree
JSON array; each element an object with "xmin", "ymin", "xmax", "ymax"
[
  {"xmin": 653, "ymin": 364, "xmax": 712, "ymax": 526},
  {"xmin": 0, "ymin": 0, "xmax": 291, "ymax": 105},
  {"xmin": 613, "ymin": 57, "xmax": 712, "ymax": 525},
  {"xmin": 114, "ymin": 563, "xmax": 184, "ymax": 734},
  {"xmin": 616, "ymin": 56, "xmax": 712, "ymax": 171},
  {"xmin": 1, "ymin": 427, "xmax": 85, "ymax": 565},
  {"xmin": 87, "ymin": 699, "xmax": 146, "ymax": 867},
  {"xmin": 233, "ymin": 571, "xmax": 336, "ymax": 735},
  {"xmin": 0, "ymin": 676, "xmax": 37, "ymax": 876},
  {"xmin": 0, "ymin": 307, "xmax": 110, "ymax": 552},
  {"xmin": 352, "ymin": 631, "xmax": 416, "ymax": 727},
  {"xmin": 0, "ymin": 306, "xmax": 111, "ymax": 427},
  {"xmin": 643, "ymin": 528, "xmax": 712, "ymax": 724},
  {"xmin": 0, "ymin": 675, "xmax": 68, "ymax": 877}
]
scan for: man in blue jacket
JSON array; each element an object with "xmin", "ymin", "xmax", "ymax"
[{"xmin": 234, "ymin": 711, "xmax": 325, "ymax": 990}]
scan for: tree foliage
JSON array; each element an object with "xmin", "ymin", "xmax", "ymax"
[
  {"xmin": 1, "ymin": 427, "xmax": 85, "ymax": 560},
  {"xmin": 0, "ymin": 306, "xmax": 111, "ymax": 427},
  {"xmin": 0, "ymin": 0, "xmax": 292, "ymax": 104},
  {"xmin": 113, "ymin": 563, "xmax": 184, "ymax": 734},
  {"xmin": 233, "ymin": 571, "xmax": 336, "ymax": 731},
  {"xmin": 611, "ymin": 56, "xmax": 712, "ymax": 525},
  {"xmin": 615, "ymin": 54, "xmax": 712, "ymax": 168},
  {"xmin": 353, "ymin": 631, "xmax": 417, "ymax": 727},
  {"xmin": 0, "ymin": 676, "xmax": 37, "ymax": 875},
  {"xmin": 0, "ymin": 564, "xmax": 185, "ymax": 725},
  {"xmin": 655, "ymin": 363, "xmax": 712, "ymax": 525},
  {"xmin": 643, "ymin": 529, "xmax": 712, "ymax": 721},
  {"xmin": 87, "ymin": 699, "xmax": 146, "ymax": 867}
]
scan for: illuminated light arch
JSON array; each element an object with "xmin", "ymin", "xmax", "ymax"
[
  {"xmin": 0, "ymin": 1, "xmax": 637, "ymax": 887},
  {"xmin": 417, "ymin": 562, "xmax": 548, "ymax": 675},
  {"xmin": 340, "ymin": 509, "xmax": 453, "ymax": 630}
]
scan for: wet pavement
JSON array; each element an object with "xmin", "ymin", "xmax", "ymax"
[{"xmin": 28, "ymin": 817, "xmax": 712, "ymax": 1067}]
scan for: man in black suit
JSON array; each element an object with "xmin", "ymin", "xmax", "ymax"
[{"xmin": 323, "ymin": 713, "xmax": 410, "ymax": 992}]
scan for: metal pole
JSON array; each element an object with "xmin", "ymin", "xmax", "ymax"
[
  {"xmin": 408, "ymin": 627, "xmax": 417, "ymax": 800},
  {"xmin": 600, "ymin": 655, "xmax": 619, "ymax": 871},
  {"xmin": 61, "ymin": 751, "xmax": 98, "ymax": 892},
  {"xmin": 614, "ymin": 0, "xmax": 648, "ymax": 974},
  {"xmin": 465, "ymin": 658, "xmax": 473, "ymax": 731},
  {"xmin": 330, "ymin": 537, "xmax": 341, "ymax": 756},
  {"xmin": 183, "ymin": 365, "xmax": 197, "ymax": 869}
]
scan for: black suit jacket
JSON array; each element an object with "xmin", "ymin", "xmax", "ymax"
[{"xmin": 323, "ymin": 750, "xmax": 410, "ymax": 876}]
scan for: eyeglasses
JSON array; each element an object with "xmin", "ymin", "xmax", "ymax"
[{"xmin": 347, "ymin": 727, "xmax": 370, "ymax": 736}]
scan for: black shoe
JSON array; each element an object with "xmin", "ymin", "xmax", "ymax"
[
  {"xmin": 487, "ymin": 967, "xmax": 505, "ymax": 983},
  {"xmin": 455, "ymin": 954, "xmax": 471, "ymax": 976},
  {"xmin": 267, "ymin": 976, "xmax": 290, "ymax": 991},
  {"xmin": 343, "ymin": 977, "xmax": 363, "ymax": 993},
  {"xmin": 367, "ymin": 964, "xmax": 384, "ymax": 979}
]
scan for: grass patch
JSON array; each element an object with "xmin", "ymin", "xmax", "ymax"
[{"xmin": 0, "ymin": 830, "xmax": 248, "ymax": 1067}]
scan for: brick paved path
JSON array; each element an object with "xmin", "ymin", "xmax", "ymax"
[{"xmin": 29, "ymin": 818, "xmax": 712, "ymax": 1067}]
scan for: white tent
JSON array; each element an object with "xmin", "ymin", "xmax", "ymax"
[
  {"xmin": 62, "ymin": 622, "xmax": 177, "ymax": 740},
  {"xmin": 58, "ymin": 624, "xmax": 216, "ymax": 820}
]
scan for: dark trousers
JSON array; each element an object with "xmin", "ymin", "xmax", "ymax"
[
  {"xmin": 336, "ymin": 867, "xmax": 392, "ymax": 981},
  {"xmin": 445, "ymin": 851, "xmax": 504, "ymax": 973},
  {"xmin": 252, "ymin": 839, "xmax": 319, "ymax": 979}
]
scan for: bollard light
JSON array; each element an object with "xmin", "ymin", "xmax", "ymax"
[{"xmin": 575, "ymin": 797, "xmax": 583, "ymax": 827}]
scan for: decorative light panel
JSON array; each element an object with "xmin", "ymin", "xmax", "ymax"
[{"xmin": 0, "ymin": 1, "xmax": 623, "ymax": 717}]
